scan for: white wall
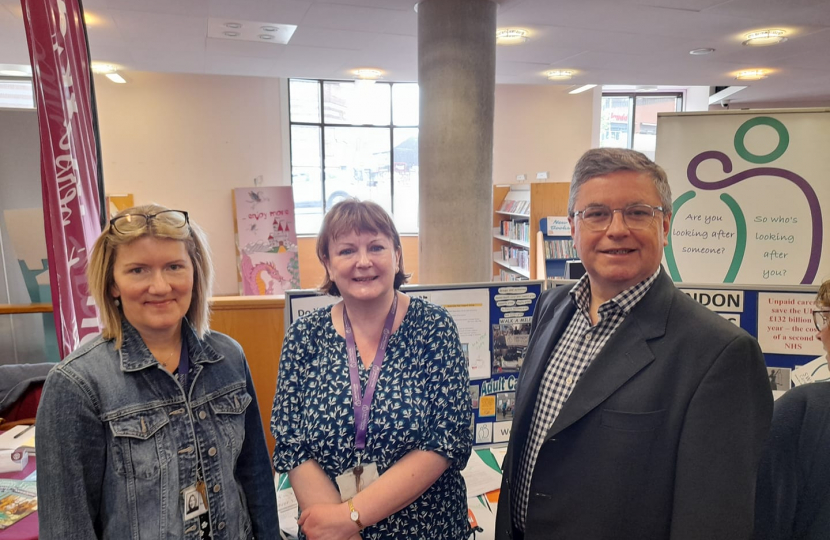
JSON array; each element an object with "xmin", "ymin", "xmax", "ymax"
[
  {"xmin": 493, "ymin": 84, "xmax": 595, "ymax": 184},
  {"xmin": 95, "ymin": 71, "xmax": 285, "ymax": 295}
]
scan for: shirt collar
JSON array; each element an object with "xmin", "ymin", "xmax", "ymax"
[
  {"xmin": 570, "ymin": 266, "xmax": 662, "ymax": 317},
  {"xmin": 118, "ymin": 319, "xmax": 223, "ymax": 372}
]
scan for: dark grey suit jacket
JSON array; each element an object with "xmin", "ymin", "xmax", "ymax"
[{"xmin": 495, "ymin": 269, "xmax": 772, "ymax": 540}]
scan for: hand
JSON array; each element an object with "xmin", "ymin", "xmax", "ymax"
[{"xmin": 297, "ymin": 502, "xmax": 358, "ymax": 540}]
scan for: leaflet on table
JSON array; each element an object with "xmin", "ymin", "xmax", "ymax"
[
  {"xmin": 420, "ymin": 288, "xmax": 492, "ymax": 381},
  {"xmin": 792, "ymin": 356, "xmax": 830, "ymax": 386},
  {"xmin": 275, "ymin": 473, "xmax": 299, "ymax": 539},
  {"xmin": 0, "ymin": 481, "xmax": 37, "ymax": 530},
  {"xmin": 0, "ymin": 425, "xmax": 35, "ymax": 452}
]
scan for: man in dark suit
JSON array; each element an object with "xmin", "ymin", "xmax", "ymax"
[{"xmin": 495, "ymin": 148, "xmax": 772, "ymax": 540}]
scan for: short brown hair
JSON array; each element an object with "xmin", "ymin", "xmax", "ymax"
[
  {"xmin": 817, "ymin": 279, "xmax": 830, "ymax": 308},
  {"xmin": 569, "ymin": 148, "xmax": 672, "ymax": 214},
  {"xmin": 87, "ymin": 204, "xmax": 214, "ymax": 348},
  {"xmin": 316, "ymin": 199, "xmax": 410, "ymax": 296}
]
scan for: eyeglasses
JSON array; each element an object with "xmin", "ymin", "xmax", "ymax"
[
  {"xmin": 814, "ymin": 310, "xmax": 830, "ymax": 331},
  {"xmin": 109, "ymin": 210, "xmax": 189, "ymax": 234},
  {"xmin": 572, "ymin": 203, "xmax": 665, "ymax": 231}
]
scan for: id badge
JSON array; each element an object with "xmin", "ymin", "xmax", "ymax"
[
  {"xmin": 183, "ymin": 484, "xmax": 208, "ymax": 521},
  {"xmin": 335, "ymin": 462, "xmax": 379, "ymax": 502}
]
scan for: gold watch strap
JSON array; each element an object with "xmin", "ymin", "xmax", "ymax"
[{"xmin": 347, "ymin": 498, "xmax": 364, "ymax": 530}]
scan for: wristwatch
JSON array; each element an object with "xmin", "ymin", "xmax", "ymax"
[{"xmin": 347, "ymin": 498, "xmax": 364, "ymax": 530}]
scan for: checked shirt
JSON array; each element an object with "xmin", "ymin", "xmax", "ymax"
[{"xmin": 513, "ymin": 268, "xmax": 661, "ymax": 531}]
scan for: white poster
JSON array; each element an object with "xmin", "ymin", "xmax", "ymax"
[
  {"xmin": 757, "ymin": 292, "xmax": 824, "ymax": 356},
  {"xmin": 430, "ymin": 288, "xmax": 492, "ymax": 380},
  {"xmin": 656, "ymin": 110, "xmax": 830, "ymax": 285}
]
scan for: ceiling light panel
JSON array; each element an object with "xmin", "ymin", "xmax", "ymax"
[
  {"xmin": 742, "ymin": 30, "xmax": 787, "ymax": 46},
  {"xmin": 207, "ymin": 18, "xmax": 297, "ymax": 44}
]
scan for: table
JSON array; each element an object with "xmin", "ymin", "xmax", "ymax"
[{"xmin": 0, "ymin": 455, "xmax": 37, "ymax": 540}]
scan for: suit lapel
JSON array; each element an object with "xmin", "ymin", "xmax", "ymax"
[
  {"xmin": 508, "ymin": 289, "xmax": 575, "ymax": 480},
  {"xmin": 545, "ymin": 270, "xmax": 675, "ymax": 441}
]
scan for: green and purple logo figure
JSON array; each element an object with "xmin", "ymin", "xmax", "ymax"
[{"xmin": 665, "ymin": 116, "xmax": 823, "ymax": 284}]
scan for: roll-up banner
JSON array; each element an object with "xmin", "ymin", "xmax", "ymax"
[{"xmin": 20, "ymin": 0, "xmax": 105, "ymax": 357}]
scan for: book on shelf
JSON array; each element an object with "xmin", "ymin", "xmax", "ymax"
[
  {"xmin": 543, "ymin": 238, "xmax": 578, "ymax": 260},
  {"xmin": 498, "ymin": 220, "xmax": 530, "ymax": 243},
  {"xmin": 495, "ymin": 247, "xmax": 529, "ymax": 271},
  {"xmin": 496, "ymin": 269, "xmax": 528, "ymax": 282},
  {"xmin": 497, "ymin": 199, "xmax": 529, "ymax": 215}
]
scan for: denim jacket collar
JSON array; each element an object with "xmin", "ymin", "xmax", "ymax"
[{"xmin": 119, "ymin": 319, "xmax": 224, "ymax": 372}]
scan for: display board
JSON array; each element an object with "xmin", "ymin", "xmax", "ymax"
[
  {"xmin": 285, "ymin": 281, "xmax": 544, "ymax": 447},
  {"xmin": 655, "ymin": 109, "xmax": 830, "ymax": 286}
]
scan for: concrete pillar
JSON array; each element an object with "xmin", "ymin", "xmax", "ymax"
[{"xmin": 417, "ymin": 0, "xmax": 496, "ymax": 284}]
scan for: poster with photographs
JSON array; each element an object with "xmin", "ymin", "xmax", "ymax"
[
  {"xmin": 492, "ymin": 322, "xmax": 531, "ymax": 374},
  {"xmin": 496, "ymin": 392, "xmax": 515, "ymax": 422}
]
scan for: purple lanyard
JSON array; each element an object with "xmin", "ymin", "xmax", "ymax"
[{"xmin": 343, "ymin": 294, "xmax": 398, "ymax": 451}]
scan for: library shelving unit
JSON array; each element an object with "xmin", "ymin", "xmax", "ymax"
[
  {"xmin": 537, "ymin": 216, "xmax": 578, "ymax": 281},
  {"xmin": 493, "ymin": 182, "xmax": 570, "ymax": 281}
]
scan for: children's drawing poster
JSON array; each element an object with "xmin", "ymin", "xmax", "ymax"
[
  {"xmin": 656, "ymin": 109, "xmax": 830, "ymax": 286},
  {"xmin": 233, "ymin": 187, "xmax": 300, "ymax": 295}
]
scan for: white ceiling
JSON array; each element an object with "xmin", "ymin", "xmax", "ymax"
[{"xmin": 1, "ymin": 0, "xmax": 829, "ymax": 105}]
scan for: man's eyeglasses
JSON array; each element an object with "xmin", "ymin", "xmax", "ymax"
[
  {"xmin": 572, "ymin": 203, "xmax": 665, "ymax": 231},
  {"xmin": 814, "ymin": 310, "xmax": 830, "ymax": 332},
  {"xmin": 109, "ymin": 210, "xmax": 189, "ymax": 234}
]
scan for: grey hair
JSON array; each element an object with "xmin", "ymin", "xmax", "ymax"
[{"xmin": 568, "ymin": 148, "xmax": 672, "ymax": 214}]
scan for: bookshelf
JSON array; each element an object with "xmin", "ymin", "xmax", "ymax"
[
  {"xmin": 538, "ymin": 217, "xmax": 578, "ymax": 280},
  {"xmin": 493, "ymin": 182, "xmax": 570, "ymax": 281}
]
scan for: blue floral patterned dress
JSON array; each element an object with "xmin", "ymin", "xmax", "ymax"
[{"xmin": 271, "ymin": 297, "xmax": 472, "ymax": 540}]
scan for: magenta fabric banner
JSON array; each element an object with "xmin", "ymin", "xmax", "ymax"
[{"xmin": 20, "ymin": 0, "xmax": 104, "ymax": 357}]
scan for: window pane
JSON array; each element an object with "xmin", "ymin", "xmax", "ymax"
[
  {"xmin": 632, "ymin": 95, "xmax": 682, "ymax": 160},
  {"xmin": 0, "ymin": 80, "xmax": 34, "ymax": 109},
  {"xmin": 290, "ymin": 125, "xmax": 323, "ymax": 234},
  {"xmin": 393, "ymin": 128, "xmax": 418, "ymax": 233},
  {"xmin": 323, "ymin": 126, "xmax": 391, "ymax": 213},
  {"xmin": 323, "ymin": 81, "xmax": 391, "ymax": 125},
  {"xmin": 599, "ymin": 96, "xmax": 631, "ymax": 149},
  {"xmin": 392, "ymin": 83, "xmax": 419, "ymax": 126},
  {"xmin": 289, "ymin": 79, "xmax": 320, "ymax": 123}
]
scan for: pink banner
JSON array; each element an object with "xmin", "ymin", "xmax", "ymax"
[{"xmin": 20, "ymin": 0, "xmax": 103, "ymax": 357}]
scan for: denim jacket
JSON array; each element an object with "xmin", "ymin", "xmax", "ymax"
[{"xmin": 36, "ymin": 320, "xmax": 279, "ymax": 540}]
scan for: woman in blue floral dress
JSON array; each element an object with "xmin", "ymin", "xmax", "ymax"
[{"xmin": 271, "ymin": 199, "xmax": 472, "ymax": 540}]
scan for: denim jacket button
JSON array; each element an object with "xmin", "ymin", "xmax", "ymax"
[
  {"xmin": 218, "ymin": 522, "xmax": 225, "ymax": 530},
  {"xmin": 213, "ymin": 484, "xmax": 221, "ymax": 493},
  {"xmin": 208, "ymin": 447, "xmax": 217, "ymax": 457},
  {"xmin": 199, "ymin": 410, "xmax": 207, "ymax": 420}
]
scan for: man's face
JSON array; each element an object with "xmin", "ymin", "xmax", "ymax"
[{"xmin": 569, "ymin": 170, "xmax": 670, "ymax": 302}]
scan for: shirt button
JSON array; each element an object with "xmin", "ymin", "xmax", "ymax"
[
  {"xmin": 208, "ymin": 447, "xmax": 217, "ymax": 457},
  {"xmin": 566, "ymin": 376, "xmax": 574, "ymax": 385},
  {"xmin": 213, "ymin": 484, "xmax": 221, "ymax": 493},
  {"xmin": 199, "ymin": 411, "xmax": 207, "ymax": 420},
  {"xmin": 218, "ymin": 522, "xmax": 225, "ymax": 530},
  {"xmin": 584, "ymin": 333, "xmax": 592, "ymax": 341}
]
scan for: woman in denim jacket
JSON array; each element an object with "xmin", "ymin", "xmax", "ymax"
[{"xmin": 36, "ymin": 205, "xmax": 279, "ymax": 540}]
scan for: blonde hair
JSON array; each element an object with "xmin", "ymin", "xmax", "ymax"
[
  {"xmin": 817, "ymin": 279, "xmax": 830, "ymax": 308},
  {"xmin": 316, "ymin": 198, "xmax": 410, "ymax": 296},
  {"xmin": 87, "ymin": 204, "xmax": 214, "ymax": 348}
]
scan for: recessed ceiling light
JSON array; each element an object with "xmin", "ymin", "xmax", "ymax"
[
  {"xmin": 259, "ymin": 34, "xmax": 275, "ymax": 40},
  {"xmin": 736, "ymin": 69, "xmax": 768, "ymax": 80},
  {"xmin": 742, "ymin": 30, "xmax": 787, "ymax": 46},
  {"xmin": 224, "ymin": 31, "xmax": 240, "ymax": 37},
  {"xmin": 496, "ymin": 28, "xmax": 528, "ymax": 45},
  {"xmin": 546, "ymin": 70, "xmax": 573, "ymax": 80},
  {"xmin": 224, "ymin": 22, "xmax": 242, "ymax": 29},
  {"xmin": 689, "ymin": 47, "xmax": 716, "ymax": 55},
  {"xmin": 261, "ymin": 26, "xmax": 278, "ymax": 32},
  {"xmin": 105, "ymin": 73, "xmax": 126, "ymax": 84},
  {"xmin": 354, "ymin": 68, "xmax": 383, "ymax": 80},
  {"xmin": 91, "ymin": 63, "xmax": 117, "ymax": 74},
  {"xmin": 569, "ymin": 84, "xmax": 597, "ymax": 94}
]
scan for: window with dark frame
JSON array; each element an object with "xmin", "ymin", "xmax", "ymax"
[
  {"xmin": 288, "ymin": 78, "xmax": 420, "ymax": 235},
  {"xmin": 599, "ymin": 92, "xmax": 683, "ymax": 161}
]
